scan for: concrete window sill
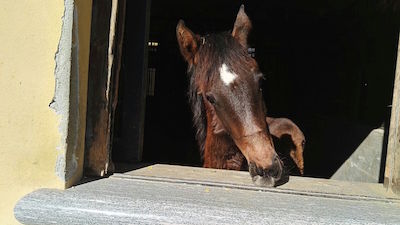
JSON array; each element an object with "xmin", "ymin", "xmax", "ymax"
[{"xmin": 14, "ymin": 164, "xmax": 400, "ymax": 225}]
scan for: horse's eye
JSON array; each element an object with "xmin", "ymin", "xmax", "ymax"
[{"xmin": 206, "ymin": 93, "xmax": 217, "ymax": 105}]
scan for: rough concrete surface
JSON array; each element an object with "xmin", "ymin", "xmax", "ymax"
[{"xmin": 15, "ymin": 165, "xmax": 400, "ymax": 225}]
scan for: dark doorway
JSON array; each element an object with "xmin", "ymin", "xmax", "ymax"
[{"xmin": 112, "ymin": 0, "xmax": 399, "ymax": 178}]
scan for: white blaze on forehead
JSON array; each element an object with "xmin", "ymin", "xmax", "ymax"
[{"xmin": 219, "ymin": 63, "xmax": 237, "ymax": 86}]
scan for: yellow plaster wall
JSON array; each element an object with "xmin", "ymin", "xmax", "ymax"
[{"xmin": 0, "ymin": 0, "xmax": 92, "ymax": 223}]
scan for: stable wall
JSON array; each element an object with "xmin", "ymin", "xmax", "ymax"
[{"xmin": 0, "ymin": 0, "xmax": 92, "ymax": 224}]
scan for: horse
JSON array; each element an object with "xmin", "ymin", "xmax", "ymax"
[
  {"xmin": 176, "ymin": 5, "xmax": 304, "ymax": 186},
  {"xmin": 267, "ymin": 117, "xmax": 305, "ymax": 175}
]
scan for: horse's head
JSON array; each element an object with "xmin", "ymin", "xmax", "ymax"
[{"xmin": 177, "ymin": 5, "xmax": 283, "ymax": 187}]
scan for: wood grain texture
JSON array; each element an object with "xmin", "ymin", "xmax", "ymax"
[
  {"xmin": 385, "ymin": 32, "xmax": 400, "ymax": 195},
  {"xmin": 84, "ymin": 0, "xmax": 113, "ymax": 176},
  {"xmin": 85, "ymin": 0, "xmax": 126, "ymax": 176}
]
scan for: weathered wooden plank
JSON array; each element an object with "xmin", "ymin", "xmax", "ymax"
[
  {"xmin": 84, "ymin": 0, "xmax": 113, "ymax": 176},
  {"xmin": 15, "ymin": 172, "xmax": 400, "ymax": 225},
  {"xmin": 85, "ymin": 0, "xmax": 126, "ymax": 176},
  {"xmin": 109, "ymin": 0, "xmax": 126, "ymax": 154},
  {"xmin": 385, "ymin": 32, "xmax": 400, "ymax": 195}
]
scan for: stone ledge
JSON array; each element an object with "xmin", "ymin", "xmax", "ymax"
[{"xmin": 14, "ymin": 164, "xmax": 400, "ymax": 225}]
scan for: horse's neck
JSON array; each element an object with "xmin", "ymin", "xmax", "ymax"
[
  {"xmin": 201, "ymin": 101, "xmax": 246, "ymax": 170},
  {"xmin": 203, "ymin": 133, "xmax": 245, "ymax": 170}
]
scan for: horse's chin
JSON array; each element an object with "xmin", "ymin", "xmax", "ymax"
[{"xmin": 251, "ymin": 174, "xmax": 276, "ymax": 187}]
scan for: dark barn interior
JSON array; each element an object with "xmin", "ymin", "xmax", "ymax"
[{"xmin": 112, "ymin": 0, "xmax": 400, "ymax": 179}]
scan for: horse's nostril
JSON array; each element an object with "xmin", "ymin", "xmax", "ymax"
[
  {"xmin": 266, "ymin": 166, "xmax": 280, "ymax": 178},
  {"xmin": 249, "ymin": 159, "xmax": 282, "ymax": 179},
  {"xmin": 272, "ymin": 158, "xmax": 283, "ymax": 178},
  {"xmin": 256, "ymin": 166, "xmax": 264, "ymax": 176}
]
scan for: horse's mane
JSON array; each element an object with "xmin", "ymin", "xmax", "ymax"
[
  {"xmin": 188, "ymin": 69, "xmax": 207, "ymax": 157},
  {"xmin": 187, "ymin": 32, "xmax": 250, "ymax": 158}
]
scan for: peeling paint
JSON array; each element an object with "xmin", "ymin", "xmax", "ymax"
[
  {"xmin": 50, "ymin": 0, "xmax": 76, "ymax": 182},
  {"xmin": 64, "ymin": 3, "xmax": 81, "ymax": 181}
]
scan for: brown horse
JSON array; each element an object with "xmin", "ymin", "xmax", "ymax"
[
  {"xmin": 267, "ymin": 117, "xmax": 305, "ymax": 175},
  {"xmin": 177, "ymin": 5, "xmax": 304, "ymax": 186}
]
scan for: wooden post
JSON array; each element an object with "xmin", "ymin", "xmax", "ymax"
[
  {"xmin": 384, "ymin": 32, "xmax": 400, "ymax": 195},
  {"xmin": 85, "ymin": 0, "xmax": 126, "ymax": 176}
]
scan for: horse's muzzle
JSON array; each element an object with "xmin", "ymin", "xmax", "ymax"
[{"xmin": 248, "ymin": 156, "xmax": 283, "ymax": 187}]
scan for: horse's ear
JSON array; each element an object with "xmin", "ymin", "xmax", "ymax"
[
  {"xmin": 176, "ymin": 20, "xmax": 199, "ymax": 65},
  {"xmin": 232, "ymin": 5, "xmax": 252, "ymax": 48}
]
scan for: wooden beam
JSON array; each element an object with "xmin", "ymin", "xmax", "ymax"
[
  {"xmin": 384, "ymin": 32, "xmax": 400, "ymax": 195},
  {"xmin": 85, "ymin": 0, "xmax": 126, "ymax": 176}
]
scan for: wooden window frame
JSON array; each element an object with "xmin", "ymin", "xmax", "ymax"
[{"xmin": 84, "ymin": 0, "xmax": 400, "ymax": 195}]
